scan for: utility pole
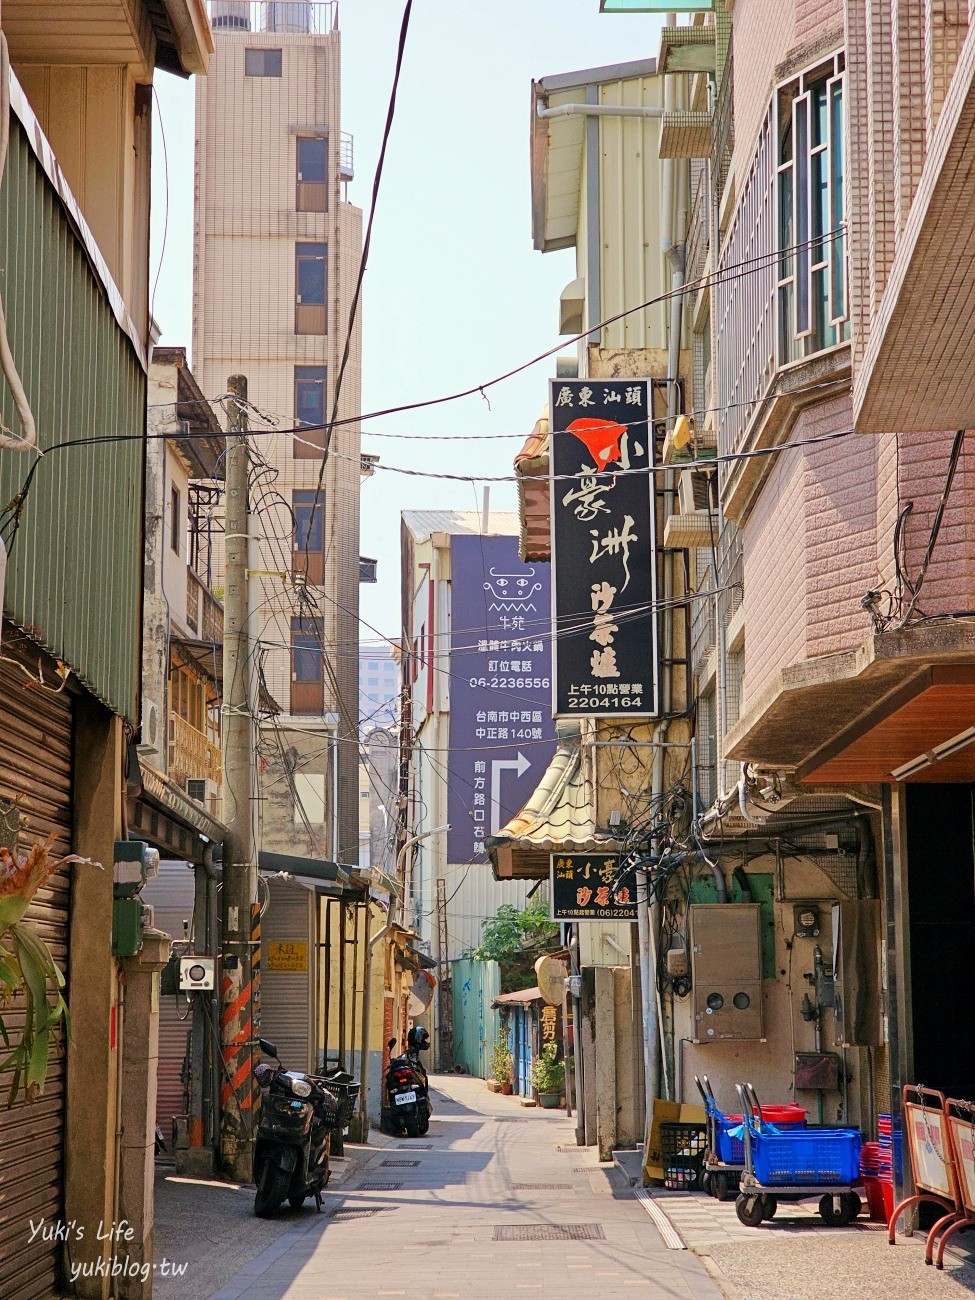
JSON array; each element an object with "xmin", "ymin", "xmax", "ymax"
[{"xmin": 220, "ymin": 372, "xmax": 257, "ymax": 1181}]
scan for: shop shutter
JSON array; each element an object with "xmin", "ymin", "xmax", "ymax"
[
  {"xmin": 0, "ymin": 662, "xmax": 73, "ymax": 1299},
  {"xmin": 143, "ymin": 861, "xmax": 196, "ymax": 1149},
  {"xmin": 262, "ymin": 882, "xmax": 313, "ymax": 1072}
]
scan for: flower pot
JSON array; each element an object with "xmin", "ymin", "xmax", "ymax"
[
  {"xmin": 501, "ymin": 1082, "xmax": 513, "ymax": 1096},
  {"xmin": 539, "ymin": 1092, "xmax": 561, "ymax": 1109}
]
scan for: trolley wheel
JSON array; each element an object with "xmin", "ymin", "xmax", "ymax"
[
  {"xmin": 735, "ymin": 1194, "xmax": 766, "ymax": 1228},
  {"xmin": 819, "ymin": 1193, "xmax": 858, "ymax": 1227},
  {"xmin": 761, "ymin": 1196, "xmax": 778, "ymax": 1220},
  {"xmin": 700, "ymin": 1169, "xmax": 712, "ymax": 1197},
  {"xmin": 712, "ymin": 1172, "xmax": 731, "ymax": 1202}
]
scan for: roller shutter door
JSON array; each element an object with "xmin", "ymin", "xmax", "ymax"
[
  {"xmin": 0, "ymin": 661, "xmax": 73, "ymax": 1299},
  {"xmin": 143, "ymin": 861, "xmax": 195, "ymax": 1148},
  {"xmin": 261, "ymin": 882, "xmax": 314, "ymax": 1072}
]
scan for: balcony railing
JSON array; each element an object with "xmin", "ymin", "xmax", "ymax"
[
  {"xmin": 711, "ymin": 29, "xmax": 734, "ymax": 197},
  {"xmin": 187, "ymin": 568, "xmax": 224, "ymax": 644},
  {"xmin": 208, "ymin": 2, "xmax": 338, "ymax": 35},
  {"xmin": 686, "ymin": 159, "xmax": 709, "ymax": 295},
  {"xmin": 169, "ymin": 712, "xmax": 222, "ymax": 786}
]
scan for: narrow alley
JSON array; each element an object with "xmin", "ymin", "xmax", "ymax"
[
  {"xmin": 153, "ymin": 1074, "xmax": 975, "ymax": 1300},
  {"xmin": 156, "ymin": 1073, "xmax": 720, "ymax": 1300}
]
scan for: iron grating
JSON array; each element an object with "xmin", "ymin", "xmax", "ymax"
[
  {"xmin": 493, "ymin": 1224, "xmax": 605, "ymax": 1242},
  {"xmin": 358, "ymin": 1181, "xmax": 403, "ymax": 1191},
  {"xmin": 512, "ymin": 1183, "xmax": 573, "ymax": 1190},
  {"xmin": 381, "ymin": 1159, "xmax": 421, "ymax": 1168},
  {"xmin": 328, "ymin": 1207, "xmax": 393, "ymax": 1219}
]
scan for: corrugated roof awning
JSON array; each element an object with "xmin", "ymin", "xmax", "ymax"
[
  {"xmin": 486, "ymin": 721, "xmax": 617, "ymax": 880},
  {"xmin": 494, "ymin": 985, "xmax": 545, "ymax": 1007}
]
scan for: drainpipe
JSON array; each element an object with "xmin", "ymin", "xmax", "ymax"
[{"xmin": 537, "ymin": 103, "xmax": 665, "ymax": 121}]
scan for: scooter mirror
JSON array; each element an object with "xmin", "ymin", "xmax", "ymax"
[
  {"xmin": 259, "ymin": 1038, "xmax": 279, "ymax": 1059},
  {"xmin": 387, "ymin": 1038, "xmax": 397, "ymax": 1051}
]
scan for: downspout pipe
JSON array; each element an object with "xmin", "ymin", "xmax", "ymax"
[{"xmin": 537, "ymin": 102, "xmax": 665, "ymax": 121}]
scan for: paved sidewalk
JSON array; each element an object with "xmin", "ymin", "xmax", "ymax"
[
  {"xmin": 646, "ymin": 1186, "xmax": 975, "ymax": 1300},
  {"xmin": 152, "ymin": 1129, "xmax": 393, "ymax": 1298},
  {"xmin": 178, "ymin": 1074, "xmax": 720, "ymax": 1300}
]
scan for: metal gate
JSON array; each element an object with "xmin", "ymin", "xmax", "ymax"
[
  {"xmin": 0, "ymin": 660, "xmax": 74, "ymax": 1299},
  {"xmin": 262, "ymin": 881, "xmax": 314, "ymax": 1071},
  {"xmin": 143, "ymin": 861, "xmax": 195, "ymax": 1147}
]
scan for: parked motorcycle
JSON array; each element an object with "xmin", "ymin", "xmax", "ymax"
[
  {"xmin": 252, "ymin": 1037, "xmax": 347, "ymax": 1218},
  {"xmin": 381, "ymin": 1026, "xmax": 432, "ymax": 1138}
]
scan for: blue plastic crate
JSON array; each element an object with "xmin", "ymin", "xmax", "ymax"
[
  {"xmin": 714, "ymin": 1113, "xmax": 804, "ymax": 1165},
  {"xmin": 749, "ymin": 1126, "xmax": 862, "ymax": 1187}
]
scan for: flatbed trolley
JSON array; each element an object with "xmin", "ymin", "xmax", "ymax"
[
  {"xmin": 735, "ymin": 1083, "xmax": 863, "ymax": 1228},
  {"xmin": 696, "ymin": 1074, "xmax": 743, "ymax": 1202}
]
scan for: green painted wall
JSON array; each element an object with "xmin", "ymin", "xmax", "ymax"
[{"xmin": 0, "ymin": 118, "xmax": 145, "ymax": 723}]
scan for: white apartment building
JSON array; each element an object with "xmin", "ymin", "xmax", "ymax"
[{"xmin": 193, "ymin": 0, "xmax": 363, "ymax": 860}]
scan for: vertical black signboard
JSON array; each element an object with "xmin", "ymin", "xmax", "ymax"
[
  {"xmin": 549, "ymin": 378, "xmax": 658, "ymax": 718},
  {"xmin": 550, "ymin": 853, "xmax": 639, "ymax": 922}
]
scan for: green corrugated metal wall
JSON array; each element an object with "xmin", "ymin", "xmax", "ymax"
[
  {"xmin": 451, "ymin": 957, "xmax": 500, "ymax": 1079},
  {"xmin": 0, "ymin": 117, "xmax": 145, "ymax": 723}
]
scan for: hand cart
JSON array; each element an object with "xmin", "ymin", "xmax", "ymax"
[
  {"xmin": 696, "ymin": 1074, "xmax": 743, "ymax": 1202},
  {"xmin": 888, "ymin": 1085, "xmax": 963, "ymax": 1264},
  {"xmin": 734, "ymin": 1083, "xmax": 862, "ymax": 1228}
]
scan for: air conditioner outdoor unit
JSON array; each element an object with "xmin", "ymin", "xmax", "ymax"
[
  {"xmin": 677, "ymin": 467, "xmax": 713, "ymax": 516},
  {"xmin": 139, "ymin": 700, "xmax": 160, "ymax": 752}
]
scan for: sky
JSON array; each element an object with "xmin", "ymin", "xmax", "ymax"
[{"xmin": 149, "ymin": 0, "xmax": 664, "ymax": 640}]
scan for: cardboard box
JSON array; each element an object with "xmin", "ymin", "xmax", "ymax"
[{"xmin": 643, "ymin": 1099, "xmax": 706, "ymax": 1184}]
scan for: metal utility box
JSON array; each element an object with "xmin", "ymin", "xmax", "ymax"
[{"xmin": 689, "ymin": 903, "xmax": 764, "ymax": 1043}]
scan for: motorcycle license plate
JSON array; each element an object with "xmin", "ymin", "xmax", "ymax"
[{"xmin": 394, "ymin": 1091, "xmax": 417, "ymax": 1105}]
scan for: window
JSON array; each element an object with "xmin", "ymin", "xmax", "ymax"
[
  {"xmin": 245, "ymin": 48, "xmax": 282, "ymax": 77},
  {"xmin": 170, "ymin": 485, "xmax": 181, "ymax": 555},
  {"xmin": 295, "ymin": 243, "xmax": 327, "ymax": 334},
  {"xmin": 293, "ymin": 365, "xmax": 327, "ymax": 458},
  {"xmin": 293, "ymin": 490, "xmax": 324, "ymax": 552},
  {"xmin": 296, "ymin": 136, "xmax": 327, "ymax": 212},
  {"xmin": 776, "ymin": 54, "xmax": 848, "ymax": 364}
]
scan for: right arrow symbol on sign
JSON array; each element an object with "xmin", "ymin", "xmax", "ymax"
[{"xmin": 490, "ymin": 752, "xmax": 531, "ymax": 835}]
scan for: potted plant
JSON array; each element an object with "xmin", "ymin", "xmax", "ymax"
[
  {"xmin": 531, "ymin": 1043, "xmax": 565, "ymax": 1109},
  {"xmin": 492, "ymin": 1037, "xmax": 514, "ymax": 1096}
]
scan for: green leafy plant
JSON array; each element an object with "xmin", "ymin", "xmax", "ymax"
[
  {"xmin": 530, "ymin": 1042, "xmax": 565, "ymax": 1096},
  {"xmin": 469, "ymin": 899, "xmax": 559, "ymax": 964},
  {"xmin": 492, "ymin": 1035, "xmax": 513, "ymax": 1085},
  {"xmin": 0, "ymin": 834, "xmax": 96, "ymax": 1105}
]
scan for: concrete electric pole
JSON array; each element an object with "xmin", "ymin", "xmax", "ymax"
[{"xmin": 220, "ymin": 372, "xmax": 258, "ymax": 1181}]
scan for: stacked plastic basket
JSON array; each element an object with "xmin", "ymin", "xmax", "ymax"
[{"xmin": 877, "ymin": 1113, "xmax": 895, "ymax": 1223}]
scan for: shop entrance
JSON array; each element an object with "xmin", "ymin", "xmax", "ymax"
[{"xmin": 905, "ymin": 784, "xmax": 975, "ymax": 1098}]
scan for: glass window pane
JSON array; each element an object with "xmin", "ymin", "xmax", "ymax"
[
  {"xmin": 794, "ymin": 96, "xmax": 809, "ymax": 334},
  {"xmin": 298, "ymin": 137, "xmax": 327, "ymax": 183},
  {"xmin": 812, "ymin": 148, "xmax": 828, "ymax": 246},
  {"xmin": 295, "ymin": 366, "xmax": 326, "ymax": 425},
  {"xmin": 778, "ymin": 167, "xmax": 794, "ymax": 279},
  {"xmin": 293, "ymin": 489, "xmax": 324, "ymax": 551},
  {"xmin": 245, "ymin": 48, "xmax": 282, "ymax": 77},
  {"xmin": 297, "ymin": 255, "xmax": 326, "ymax": 304},
  {"xmin": 292, "ymin": 619, "xmax": 323, "ymax": 683},
  {"xmin": 812, "ymin": 80, "xmax": 828, "ymax": 147}
]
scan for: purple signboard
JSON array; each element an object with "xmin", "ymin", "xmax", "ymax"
[{"xmin": 447, "ymin": 535, "xmax": 558, "ymax": 865}]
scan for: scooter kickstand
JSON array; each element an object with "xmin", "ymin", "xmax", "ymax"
[{"xmin": 314, "ymin": 1189, "xmax": 324, "ymax": 1213}]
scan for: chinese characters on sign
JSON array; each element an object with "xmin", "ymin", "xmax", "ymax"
[
  {"xmin": 549, "ymin": 379, "xmax": 658, "ymax": 718},
  {"xmin": 446, "ymin": 535, "xmax": 558, "ymax": 865},
  {"xmin": 550, "ymin": 853, "xmax": 638, "ymax": 922}
]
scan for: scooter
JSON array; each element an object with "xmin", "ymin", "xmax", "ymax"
[
  {"xmin": 380, "ymin": 1026, "xmax": 432, "ymax": 1138},
  {"xmin": 252, "ymin": 1037, "xmax": 345, "ymax": 1218}
]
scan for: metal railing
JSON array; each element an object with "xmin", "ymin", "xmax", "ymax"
[
  {"xmin": 711, "ymin": 29, "xmax": 734, "ymax": 197},
  {"xmin": 338, "ymin": 130, "xmax": 354, "ymax": 180},
  {"xmin": 169, "ymin": 713, "xmax": 222, "ymax": 786},
  {"xmin": 686, "ymin": 158, "xmax": 710, "ymax": 294},
  {"xmin": 208, "ymin": 2, "xmax": 338, "ymax": 35},
  {"xmin": 691, "ymin": 575, "xmax": 715, "ymax": 671}
]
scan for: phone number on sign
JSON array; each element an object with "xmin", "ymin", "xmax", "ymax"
[{"xmin": 468, "ymin": 677, "xmax": 550, "ymax": 690}]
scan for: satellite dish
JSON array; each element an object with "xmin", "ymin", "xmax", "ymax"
[
  {"xmin": 535, "ymin": 955, "xmax": 569, "ymax": 1007},
  {"xmin": 407, "ymin": 969, "xmax": 436, "ymax": 1018}
]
